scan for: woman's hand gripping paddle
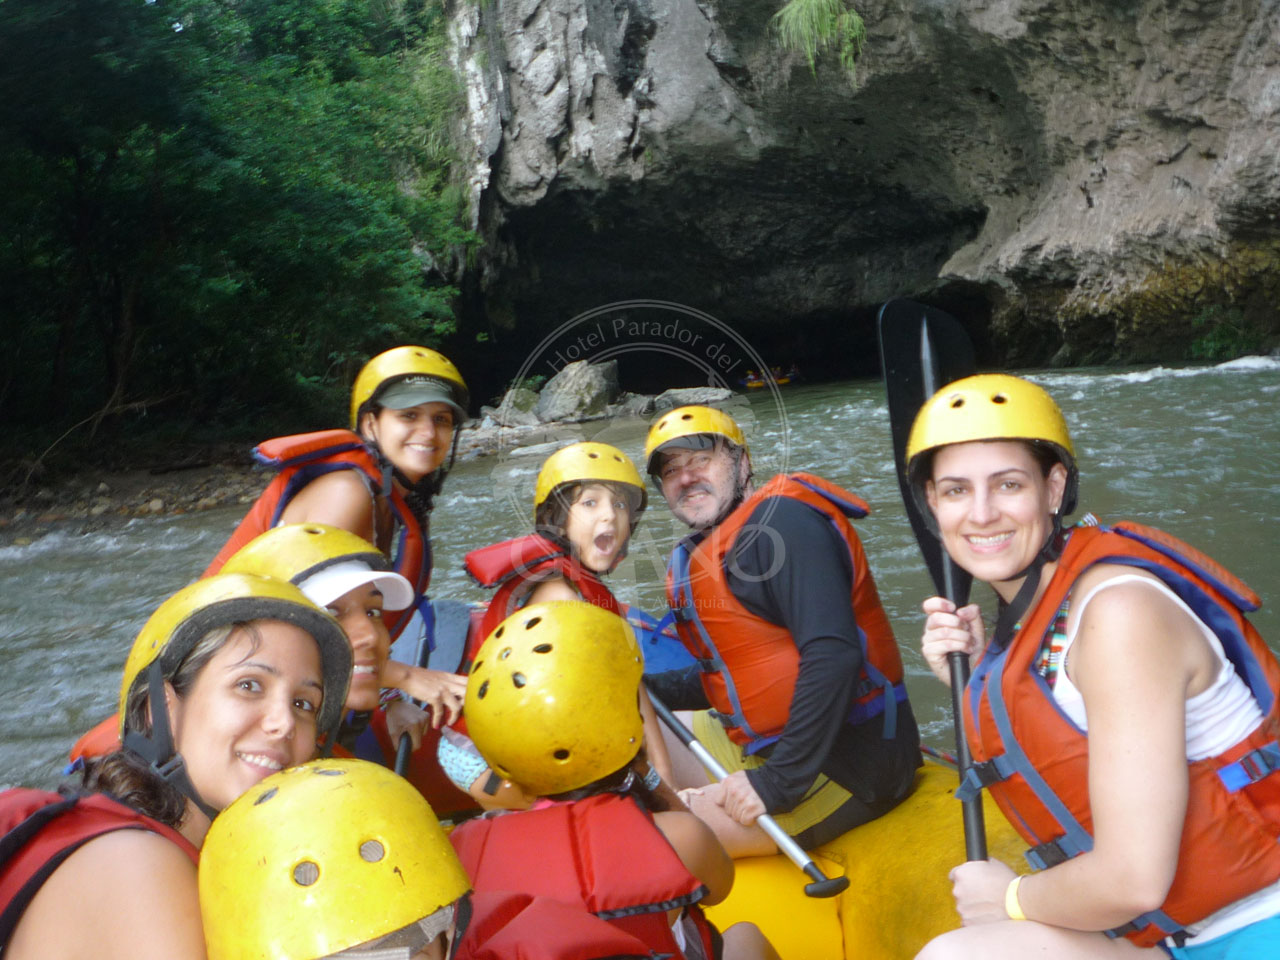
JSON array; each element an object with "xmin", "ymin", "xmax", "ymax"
[
  {"xmin": 877, "ymin": 298, "xmax": 988, "ymax": 861},
  {"xmin": 645, "ymin": 688, "xmax": 850, "ymax": 898}
]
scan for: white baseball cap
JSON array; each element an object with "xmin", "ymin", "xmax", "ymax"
[{"xmin": 298, "ymin": 560, "xmax": 414, "ymax": 612}]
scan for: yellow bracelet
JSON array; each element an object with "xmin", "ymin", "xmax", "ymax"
[{"xmin": 1004, "ymin": 875, "xmax": 1027, "ymax": 921}]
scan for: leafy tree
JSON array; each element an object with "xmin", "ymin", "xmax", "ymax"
[{"xmin": 0, "ymin": 0, "xmax": 474, "ymax": 467}]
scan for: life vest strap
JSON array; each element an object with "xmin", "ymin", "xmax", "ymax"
[
  {"xmin": 1024, "ymin": 832, "xmax": 1091, "ymax": 872},
  {"xmin": 1105, "ymin": 910, "xmax": 1187, "ymax": 946},
  {"xmin": 1217, "ymin": 741, "xmax": 1280, "ymax": 792},
  {"xmin": 954, "ymin": 753, "xmax": 1018, "ymax": 803}
]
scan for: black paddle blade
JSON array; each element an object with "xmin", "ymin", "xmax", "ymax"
[{"xmin": 877, "ymin": 299, "xmax": 976, "ymax": 605}]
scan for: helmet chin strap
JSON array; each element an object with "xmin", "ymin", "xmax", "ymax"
[
  {"xmin": 121, "ymin": 662, "xmax": 220, "ymax": 823},
  {"xmin": 991, "ymin": 514, "xmax": 1067, "ymax": 651}
]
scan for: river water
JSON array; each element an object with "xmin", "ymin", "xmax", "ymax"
[{"xmin": 3, "ymin": 359, "xmax": 1278, "ymax": 791}]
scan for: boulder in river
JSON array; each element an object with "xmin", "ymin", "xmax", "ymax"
[{"xmin": 534, "ymin": 360, "xmax": 620, "ymax": 422}]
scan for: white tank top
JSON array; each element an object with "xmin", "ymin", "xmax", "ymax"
[{"xmin": 1052, "ymin": 574, "xmax": 1278, "ymax": 944}]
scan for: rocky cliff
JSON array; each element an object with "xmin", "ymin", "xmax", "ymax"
[{"xmin": 448, "ymin": 0, "xmax": 1280, "ymax": 368}]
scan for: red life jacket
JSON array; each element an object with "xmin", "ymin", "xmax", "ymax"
[
  {"xmin": 456, "ymin": 891, "xmax": 658, "ymax": 960},
  {"xmin": 449, "ymin": 793, "xmax": 715, "ymax": 960},
  {"xmin": 665, "ymin": 473, "xmax": 905, "ymax": 750},
  {"xmin": 463, "ymin": 533, "xmax": 620, "ymax": 670},
  {"xmin": 0, "ymin": 790, "xmax": 198, "ymax": 949},
  {"xmin": 203, "ymin": 429, "xmax": 431, "ymax": 639},
  {"xmin": 959, "ymin": 518, "xmax": 1280, "ymax": 947}
]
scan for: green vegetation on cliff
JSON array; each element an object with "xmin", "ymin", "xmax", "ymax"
[
  {"xmin": 0, "ymin": 0, "xmax": 473, "ymax": 476},
  {"xmin": 772, "ymin": 0, "xmax": 865, "ymax": 83}
]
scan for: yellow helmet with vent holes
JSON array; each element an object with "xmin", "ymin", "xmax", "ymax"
[
  {"xmin": 349, "ymin": 345, "xmax": 468, "ymax": 428},
  {"xmin": 643, "ymin": 405, "xmax": 746, "ymax": 476},
  {"xmin": 199, "ymin": 758, "xmax": 470, "ymax": 960},
  {"xmin": 465, "ymin": 601, "xmax": 644, "ymax": 795},
  {"xmin": 533, "ymin": 442, "xmax": 646, "ymax": 525},
  {"xmin": 905, "ymin": 374, "xmax": 1077, "ymax": 516},
  {"xmin": 118, "ymin": 573, "xmax": 351, "ymax": 741}
]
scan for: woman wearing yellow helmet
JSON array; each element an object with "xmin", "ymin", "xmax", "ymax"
[
  {"xmin": 907, "ymin": 375, "xmax": 1280, "ymax": 959},
  {"xmin": 451, "ymin": 602, "xmax": 780, "ymax": 960},
  {"xmin": 204, "ymin": 346, "xmax": 469, "ymax": 642},
  {"xmin": 220, "ymin": 524, "xmax": 473, "ymax": 817},
  {"xmin": 0, "ymin": 573, "xmax": 351, "ymax": 960}
]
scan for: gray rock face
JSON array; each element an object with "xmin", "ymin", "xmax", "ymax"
[
  {"xmin": 449, "ymin": 0, "xmax": 1280, "ymax": 363},
  {"xmin": 534, "ymin": 359, "xmax": 622, "ymax": 421}
]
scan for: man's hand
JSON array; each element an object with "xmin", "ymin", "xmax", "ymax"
[{"xmin": 720, "ymin": 770, "xmax": 766, "ymax": 826}]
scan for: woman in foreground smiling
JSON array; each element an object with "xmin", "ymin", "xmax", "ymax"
[
  {"xmin": 0, "ymin": 573, "xmax": 351, "ymax": 960},
  {"xmin": 907, "ymin": 375, "xmax": 1280, "ymax": 959}
]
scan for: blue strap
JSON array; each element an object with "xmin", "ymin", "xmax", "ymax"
[
  {"xmin": 1024, "ymin": 833, "xmax": 1089, "ymax": 871},
  {"xmin": 650, "ymin": 609, "xmax": 677, "ymax": 638},
  {"xmin": 1217, "ymin": 741, "xmax": 1280, "ymax": 792},
  {"xmin": 954, "ymin": 753, "xmax": 1019, "ymax": 803},
  {"xmin": 982, "ymin": 644, "xmax": 1098, "ymax": 861},
  {"xmin": 666, "ymin": 542, "xmax": 766, "ymax": 743},
  {"xmin": 417, "ymin": 595, "xmax": 437, "ymax": 655}
]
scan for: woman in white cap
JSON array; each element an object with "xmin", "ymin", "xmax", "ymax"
[{"xmin": 220, "ymin": 524, "xmax": 468, "ymax": 756}]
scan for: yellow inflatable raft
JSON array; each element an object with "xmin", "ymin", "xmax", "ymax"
[{"xmin": 703, "ymin": 758, "xmax": 1028, "ymax": 960}]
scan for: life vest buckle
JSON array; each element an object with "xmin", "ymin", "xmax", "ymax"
[
  {"xmin": 1026, "ymin": 837, "xmax": 1070, "ymax": 869},
  {"xmin": 954, "ymin": 754, "xmax": 1016, "ymax": 802},
  {"xmin": 1218, "ymin": 742, "xmax": 1280, "ymax": 792}
]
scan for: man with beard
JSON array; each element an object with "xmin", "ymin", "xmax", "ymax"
[{"xmin": 644, "ymin": 406, "xmax": 921, "ymax": 857}]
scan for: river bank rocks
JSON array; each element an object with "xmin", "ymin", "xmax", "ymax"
[
  {"xmin": 0, "ymin": 464, "xmax": 269, "ymax": 546},
  {"xmin": 462, "ymin": 360, "xmax": 729, "ymax": 458},
  {"xmin": 447, "ymin": 0, "xmax": 1280, "ymax": 366}
]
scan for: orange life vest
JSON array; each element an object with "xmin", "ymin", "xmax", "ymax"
[
  {"xmin": 450, "ymin": 793, "xmax": 715, "ymax": 960},
  {"xmin": 463, "ymin": 533, "xmax": 620, "ymax": 670},
  {"xmin": 0, "ymin": 790, "xmax": 198, "ymax": 948},
  {"xmin": 959, "ymin": 518, "xmax": 1280, "ymax": 947},
  {"xmin": 203, "ymin": 429, "xmax": 431, "ymax": 639},
  {"xmin": 665, "ymin": 473, "xmax": 905, "ymax": 750}
]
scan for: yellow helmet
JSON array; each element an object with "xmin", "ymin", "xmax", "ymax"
[
  {"xmin": 905, "ymin": 374, "xmax": 1077, "ymax": 514},
  {"xmin": 533, "ymin": 442, "xmax": 647, "ymax": 525},
  {"xmin": 349, "ymin": 345, "xmax": 469, "ymax": 428},
  {"xmin": 220, "ymin": 523, "xmax": 413, "ymax": 611},
  {"xmin": 643, "ymin": 405, "xmax": 746, "ymax": 476},
  {"xmin": 466, "ymin": 602, "xmax": 644, "ymax": 796},
  {"xmin": 119, "ymin": 573, "xmax": 352, "ymax": 742},
  {"xmin": 199, "ymin": 758, "xmax": 470, "ymax": 960}
]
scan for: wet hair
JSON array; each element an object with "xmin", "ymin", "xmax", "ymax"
[{"xmin": 78, "ymin": 622, "xmax": 261, "ymax": 827}]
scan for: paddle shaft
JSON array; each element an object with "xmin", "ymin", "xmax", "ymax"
[
  {"xmin": 645, "ymin": 689, "xmax": 850, "ymax": 898},
  {"xmin": 917, "ymin": 315, "xmax": 988, "ymax": 862}
]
